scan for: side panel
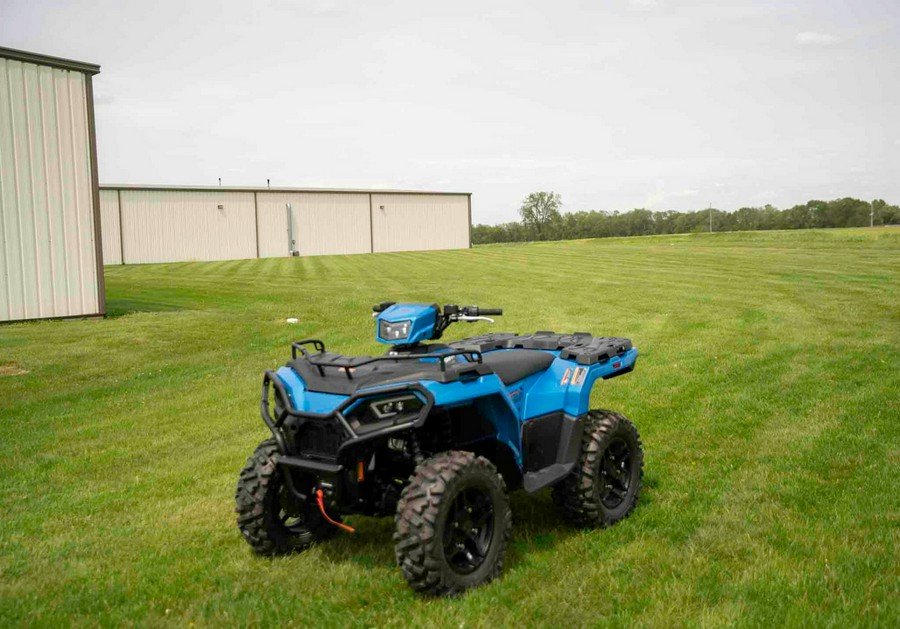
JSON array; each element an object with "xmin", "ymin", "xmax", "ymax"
[
  {"xmin": 255, "ymin": 192, "xmax": 370, "ymax": 257},
  {"xmin": 0, "ymin": 58, "xmax": 100, "ymax": 321},
  {"xmin": 371, "ymin": 193, "xmax": 470, "ymax": 253},
  {"xmin": 119, "ymin": 189, "xmax": 256, "ymax": 263},
  {"xmin": 521, "ymin": 412, "xmax": 565, "ymax": 472},
  {"xmin": 521, "ymin": 412, "xmax": 583, "ymax": 493},
  {"xmin": 99, "ymin": 188, "xmax": 121, "ymax": 265},
  {"xmin": 355, "ymin": 372, "xmax": 522, "ymax": 462}
]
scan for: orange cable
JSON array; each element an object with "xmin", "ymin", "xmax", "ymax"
[{"xmin": 315, "ymin": 489, "xmax": 355, "ymax": 533}]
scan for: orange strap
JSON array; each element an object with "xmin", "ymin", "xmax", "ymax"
[{"xmin": 315, "ymin": 489, "xmax": 355, "ymax": 533}]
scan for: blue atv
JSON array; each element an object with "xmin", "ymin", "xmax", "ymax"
[{"xmin": 236, "ymin": 302, "xmax": 643, "ymax": 595}]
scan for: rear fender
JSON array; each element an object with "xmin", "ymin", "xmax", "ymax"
[{"xmin": 522, "ymin": 348, "xmax": 639, "ymax": 418}]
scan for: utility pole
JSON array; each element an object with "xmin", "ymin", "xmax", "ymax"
[
  {"xmin": 871, "ymin": 202, "xmax": 874, "ymax": 228},
  {"xmin": 709, "ymin": 203, "xmax": 712, "ymax": 233}
]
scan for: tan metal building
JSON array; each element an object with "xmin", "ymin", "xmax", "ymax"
[
  {"xmin": 99, "ymin": 185, "xmax": 471, "ymax": 264},
  {"xmin": 0, "ymin": 47, "xmax": 104, "ymax": 322}
]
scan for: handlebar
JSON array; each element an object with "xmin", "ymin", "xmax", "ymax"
[{"xmin": 448, "ymin": 305, "xmax": 503, "ymax": 317}]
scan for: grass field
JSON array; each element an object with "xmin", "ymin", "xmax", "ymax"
[{"xmin": 1, "ymin": 228, "xmax": 898, "ymax": 627}]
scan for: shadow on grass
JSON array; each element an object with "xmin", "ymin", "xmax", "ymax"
[
  {"xmin": 105, "ymin": 298, "xmax": 186, "ymax": 318},
  {"xmin": 315, "ymin": 478, "xmax": 656, "ymax": 577}
]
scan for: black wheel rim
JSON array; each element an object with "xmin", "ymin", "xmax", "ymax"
[
  {"xmin": 598, "ymin": 437, "xmax": 633, "ymax": 509},
  {"xmin": 442, "ymin": 486, "xmax": 495, "ymax": 575}
]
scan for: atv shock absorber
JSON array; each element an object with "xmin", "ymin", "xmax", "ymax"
[{"xmin": 408, "ymin": 433, "xmax": 425, "ymax": 465}]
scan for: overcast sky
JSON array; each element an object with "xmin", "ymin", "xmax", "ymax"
[{"xmin": 3, "ymin": 0, "xmax": 898, "ymax": 223}]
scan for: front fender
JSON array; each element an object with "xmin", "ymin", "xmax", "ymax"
[{"xmin": 420, "ymin": 375, "xmax": 524, "ymax": 464}]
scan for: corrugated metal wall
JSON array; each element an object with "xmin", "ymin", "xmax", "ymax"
[
  {"xmin": 99, "ymin": 189, "xmax": 121, "ymax": 265},
  {"xmin": 372, "ymin": 194, "xmax": 470, "ymax": 252},
  {"xmin": 256, "ymin": 192, "xmax": 371, "ymax": 257},
  {"xmin": 97, "ymin": 187, "xmax": 471, "ymax": 264},
  {"xmin": 118, "ymin": 190, "xmax": 256, "ymax": 263},
  {"xmin": 0, "ymin": 56, "xmax": 102, "ymax": 321}
]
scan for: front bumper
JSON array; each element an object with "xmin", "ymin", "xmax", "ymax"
[{"xmin": 260, "ymin": 371, "xmax": 434, "ymax": 506}]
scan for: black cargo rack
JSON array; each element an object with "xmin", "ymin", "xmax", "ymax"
[
  {"xmin": 448, "ymin": 332, "xmax": 633, "ymax": 365},
  {"xmin": 290, "ymin": 338, "xmax": 483, "ymax": 379}
]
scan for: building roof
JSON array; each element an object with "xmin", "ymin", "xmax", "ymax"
[
  {"xmin": 100, "ymin": 184, "xmax": 471, "ymax": 196},
  {"xmin": 0, "ymin": 46, "xmax": 100, "ymax": 75}
]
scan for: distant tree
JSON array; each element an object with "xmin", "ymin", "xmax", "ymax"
[
  {"xmin": 625, "ymin": 209, "xmax": 654, "ymax": 236},
  {"xmin": 884, "ymin": 204, "xmax": 900, "ymax": 225},
  {"xmin": 732, "ymin": 207, "xmax": 759, "ymax": 231},
  {"xmin": 519, "ymin": 191, "xmax": 562, "ymax": 241},
  {"xmin": 783, "ymin": 203, "xmax": 815, "ymax": 229},
  {"xmin": 821, "ymin": 198, "xmax": 870, "ymax": 227},
  {"xmin": 869, "ymin": 199, "xmax": 900, "ymax": 226},
  {"xmin": 874, "ymin": 199, "xmax": 900, "ymax": 225},
  {"xmin": 471, "ymin": 195, "xmax": 899, "ymax": 245}
]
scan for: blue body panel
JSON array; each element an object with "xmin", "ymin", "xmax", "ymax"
[
  {"xmin": 276, "ymin": 366, "xmax": 348, "ymax": 414},
  {"xmin": 276, "ymin": 343, "xmax": 639, "ymax": 469}
]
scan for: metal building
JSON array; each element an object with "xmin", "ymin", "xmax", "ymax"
[
  {"xmin": 99, "ymin": 185, "xmax": 471, "ymax": 264},
  {"xmin": 0, "ymin": 47, "xmax": 104, "ymax": 322}
]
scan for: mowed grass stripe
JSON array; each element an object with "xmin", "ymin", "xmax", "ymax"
[{"xmin": 1, "ymin": 227, "xmax": 897, "ymax": 627}]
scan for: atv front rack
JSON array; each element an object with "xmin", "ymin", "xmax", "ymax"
[{"xmin": 290, "ymin": 338, "xmax": 484, "ymax": 380}]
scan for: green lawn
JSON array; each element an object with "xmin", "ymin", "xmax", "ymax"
[{"xmin": 1, "ymin": 228, "xmax": 898, "ymax": 627}]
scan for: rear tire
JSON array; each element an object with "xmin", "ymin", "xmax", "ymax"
[
  {"xmin": 235, "ymin": 439, "xmax": 335, "ymax": 554},
  {"xmin": 552, "ymin": 410, "xmax": 643, "ymax": 527},
  {"xmin": 394, "ymin": 451, "xmax": 512, "ymax": 596}
]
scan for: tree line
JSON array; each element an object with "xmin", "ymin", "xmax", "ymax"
[{"xmin": 472, "ymin": 193, "xmax": 900, "ymax": 244}]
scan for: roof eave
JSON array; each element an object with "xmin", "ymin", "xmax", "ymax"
[{"xmin": 0, "ymin": 46, "xmax": 100, "ymax": 75}]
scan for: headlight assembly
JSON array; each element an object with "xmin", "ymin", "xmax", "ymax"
[
  {"xmin": 346, "ymin": 394, "xmax": 425, "ymax": 433},
  {"xmin": 379, "ymin": 319, "xmax": 411, "ymax": 341}
]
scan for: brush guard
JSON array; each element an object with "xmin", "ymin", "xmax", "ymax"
[{"xmin": 260, "ymin": 370, "xmax": 437, "ymax": 509}]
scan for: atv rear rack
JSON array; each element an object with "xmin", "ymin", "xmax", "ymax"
[{"xmin": 448, "ymin": 332, "xmax": 633, "ymax": 365}]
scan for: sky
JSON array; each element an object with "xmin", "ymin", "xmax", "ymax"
[{"xmin": 2, "ymin": 0, "xmax": 898, "ymax": 224}]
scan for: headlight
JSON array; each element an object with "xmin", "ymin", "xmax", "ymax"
[
  {"xmin": 371, "ymin": 396, "xmax": 420, "ymax": 419},
  {"xmin": 379, "ymin": 319, "xmax": 411, "ymax": 341},
  {"xmin": 346, "ymin": 394, "xmax": 425, "ymax": 433}
]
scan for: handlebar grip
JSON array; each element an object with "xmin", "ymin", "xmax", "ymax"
[{"xmin": 479, "ymin": 308, "xmax": 503, "ymax": 315}]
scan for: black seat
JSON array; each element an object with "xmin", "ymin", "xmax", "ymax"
[{"xmin": 480, "ymin": 350, "xmax": 554, "ymax": 385}]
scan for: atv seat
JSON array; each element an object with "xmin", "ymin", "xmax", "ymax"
[{"xmin": 480, "ymin": 350, "xmax": 554, "ymax": 385}]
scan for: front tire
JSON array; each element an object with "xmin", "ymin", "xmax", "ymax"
[
  {"xmin": 552, "ymin": 410, "xmax": 644, "ymax": 527},
  {"xmin": 235, "ymin": 439, "xmax": 335, "ymax": 555},
  {"xmin": 394, "ymin": 451, "xmax": 512, "ymax": 596}
]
